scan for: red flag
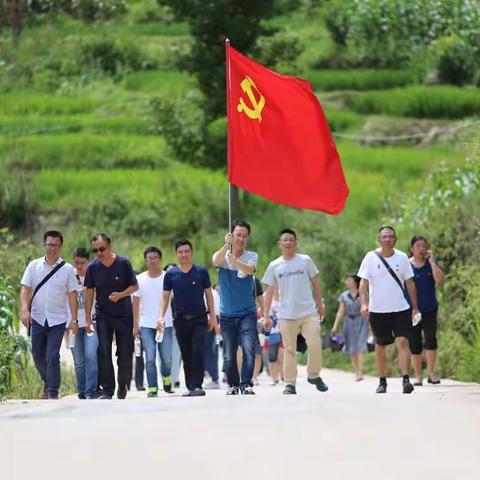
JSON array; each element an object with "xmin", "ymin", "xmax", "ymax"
[{"xmin": 226, "ymin": 42, "xmax": 349, "ymax": 214}]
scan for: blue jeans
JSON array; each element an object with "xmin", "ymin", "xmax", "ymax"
[
  {"xmin": 31, "ymin": 320, "xmax": 66, "ymax": 396},
  {"xmin": 220, "ymin": 311, "xmax": 257, "ymax": 387},
  {"xmin": 140, "ymin": 326, "xmax": 173, "ymax": 389},
  {"xmin": 71, "ymin": 328, "xmax": 99, "ymax": 397},
  {"xmin": 171, "ymin": 332, "xmax": 181, "ymax": 384},
  {"xmin": 204, "ymin": 329, "xmax": 219, "ymax": 382}
]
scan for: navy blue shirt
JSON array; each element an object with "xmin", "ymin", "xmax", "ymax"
[
  {"xmin": 408, "ymin": 260, "xmax": 438, "ymax": 313},
  {"xmin": 84, "ymin": 255, "xmax": 137, "ymax": 317},
  {"xmin": 163, "ymin": 265, "xmax": 211, "ymax": 317}
]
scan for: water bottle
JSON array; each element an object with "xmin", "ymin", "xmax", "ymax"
[
  {"xmin": 215, "ymin": 334, "xmax": 222, "ymax": 345},
  {"xmin": 155, "ymin": 331, "xmax": 164, "ymax": 343},
  {"xmin": 68, "ymin": 333, "xmax": 76, "ymax": 349},
  {"xmin": 134, "ymin": 337, "xmax": 142, "ymax": 356},
  {"xmin": 86, "ymin": 323, "xmax": 95, "ymax": 337}
]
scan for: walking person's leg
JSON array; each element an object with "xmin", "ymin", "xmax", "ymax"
[
  {"xmin": 140, "ymin": 327, "xmax": 158, "ymax": 394},
  {"xmin": 71, "ymin": 329, "xmax": 86, "ymax": 398},
  {"xmin": 423, "ymin": 311, "xmax": 440, "ymax": 383},
  {"xmin": 410, "ymin": 321, "xmax": 424, "ymax": 384},
  {"xmin": 190, "ymin": 321, "xmax": 207, "ymax": 391},
  {"xmin": 96, "ymin": 317, "xmax": 115, "ymax": 397},
  {"xmin": 301, "ymin": 315, "xmax": 328, "ymax": 392},
  {"xmin": 220, "ymin": 316, "xmax": 240, "ymax": 390},
  {"xmin": 45, "ymin": 322, "xmax": 67, "ymax": 398},
  {"xmin": 135, "ymin": 341, "xmax": 145, "ymax": 390},
  {"xmin": 114, "ymin": 316, "xmax": 134, "ymax": 398},
  {"xmin": 84, "ymin": 330, "xmax": 99, "ymax": 398},
  {"xmin": 171, "ymin": 331, "xmax": 181, "ymax": 387},
  {"xmin": 239, "ymin": 312, "xmax": 258, "ymax": 392},
  {"xmin": 158, "ymin": 327, "xmax": 174, "ymax": 392},
  {"xmin": 174, "ymin": 320, "xmax": 194, "ymax": 391},
  {"xmin": 31, "ymin": 320, "xmax": 48, "ymax": 397},
  {"xmin": 394, "ymin": 309, "xmax": 414, "ymax": 393},
  {"xmin": 369, "ymin": 312, "xmax": 395, "ymax": 393},
  {"xmin": 204, "ymin": 329, "xmax": 219, "ymax": 384},
  {"xmin": 279, "ymin": 319, "xmax": 301, "ymax": 393}
]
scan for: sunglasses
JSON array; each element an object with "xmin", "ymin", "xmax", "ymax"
[{"xmin": 92, "ymin": 247, "xmax": 107, "ymax": 254}]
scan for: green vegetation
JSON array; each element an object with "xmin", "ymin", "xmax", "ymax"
[{"xmin": 348, "ymin": 86, "xmax": 480, "ymax": 119}]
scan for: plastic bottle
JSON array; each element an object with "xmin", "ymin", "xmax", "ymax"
[
  {"xmin": 215, "ymin": 334, "xmax": 222, "ymax": 345},
  {"xmin": 155, "ymin": 331, "xmax": 164, "ymax": 343},
  {"xmin": 134, "ymin": 337, "xmax": 142, "ymax": 356},
  {"xmin": 68, "ymin": 333, "xmax": 76, "ymax": 349}
]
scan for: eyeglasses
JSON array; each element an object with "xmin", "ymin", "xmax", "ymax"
[
  {"xmin": 92, "ymin": 247, "xmax": 107, "ymax": 254},
  {"xmin": 44, "ymin": 243, "xmax": 61, "ymax": 248}
]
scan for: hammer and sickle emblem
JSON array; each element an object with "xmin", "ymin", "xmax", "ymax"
[{"xmin": 237, "ymin": 76, "xmax": 265, "ymax": 122}]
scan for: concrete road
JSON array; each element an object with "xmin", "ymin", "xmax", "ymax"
[{"xmin": 1, "ymin": 368, "xmax": 479, "ymax": 480}]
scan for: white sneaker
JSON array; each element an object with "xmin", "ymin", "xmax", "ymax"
[{"xmin": 204, "ymin": 380, "xmax": 220, "ymax": 390}]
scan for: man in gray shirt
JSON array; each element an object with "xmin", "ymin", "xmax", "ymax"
[
  {"xmin": 263, "ymin": 229, "xmax": 328, "ymax": 395},
  {"xmin": 20, "ymin": 230, "xmax": 78, "ymax": 399}
]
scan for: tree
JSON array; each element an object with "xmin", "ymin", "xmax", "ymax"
[{"xmin": 160, "ymin": 0, "xmax": 276, "ymax": 121}]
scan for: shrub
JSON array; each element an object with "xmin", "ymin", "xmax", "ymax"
[
  {"xmin": 348, "ymin": 86, "xmax": 480, "ymax": 119},
  {"xmin": 432, "ymin": 36, "xmax": 478, "ymax": 86},
  {"xmin": 307, "ymin": 69, "xmax": 419, "ymax": 91},
  {"xmin": 254, "ymin": 31, "xmax": 303, "ymax": 72}
]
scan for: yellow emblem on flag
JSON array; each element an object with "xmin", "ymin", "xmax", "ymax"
[{"xmin": 237, "ymin": 76, "xmax": 265, "ymax": 122}]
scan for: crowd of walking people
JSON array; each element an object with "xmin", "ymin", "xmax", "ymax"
[{"xmin": 20, "ymin": 222, "xmax": 443, "ymax": 399}]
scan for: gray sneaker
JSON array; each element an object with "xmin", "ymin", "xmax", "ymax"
[
  {"xmin": 226, "ymin": 386, "xmax": 239, "ymax": 395},
  {"xmin": 240, "ymin": 385, "xmax": 255, "ymax": 395}
]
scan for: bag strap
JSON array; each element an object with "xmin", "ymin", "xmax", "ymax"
[
  {"xmin": 29, "ymin": 261, "xmax": 66, "ymax": 312},
  {"xmin": 374, "ymin": 251, "xmax": 408, "ymax": 301}
]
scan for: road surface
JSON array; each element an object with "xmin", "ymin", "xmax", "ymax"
[{"xmin": 1, "ymin": 367, "xmax": 479, "ymax": 480}]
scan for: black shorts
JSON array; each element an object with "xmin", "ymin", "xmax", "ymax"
[
  {"xmin": 369, "ymin": 309, "xmax": 412, "ymax": 346},
  {"xmin": 409, "ymin": 310, "xmax": 438, "ymax": 354}
]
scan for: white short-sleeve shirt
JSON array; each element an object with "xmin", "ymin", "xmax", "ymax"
[
  {"xmin": 132, "ymin": 271, "xmax": 173, "ymax": 328},
  {"xmin": 21, "ymin": 257, "xmax": 78, "ymax": 327},
  {"xmin": 357, "ymin": 248, "xmax": 414, "ymax": 313},
  {"xmin": 262, "ymin": 253, "xmax": 319, "ymax": 320}
]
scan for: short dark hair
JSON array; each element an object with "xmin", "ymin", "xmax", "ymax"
[
  {"xmin": 378, "ymin": 225, "xmax": 396, "ymax": 236},
  {"xmin": 73, "ymin": 248, "xmax": 90, "ymax": 260},
  {"xmin": 231, "ymin": 220, "xmax": 251, "ymax": 235},
  {"xmin": 91, "ymin": 232, "xmax": 111, "ymax": 244},
  {"xmin": 280, "ymin": 228, "xmax": 297, "ymax": 239},
  {"xmin": 410, "ymin": 235, "xmax": 428, "ymax": 248},
  {"xmin": 143, "ymin": 246, "xmax": 162, "ymax": 260},
  {"xmin": 175, "ymin": 239, "xmax": 193, "ymax": 252},
  {"xmin": 44, "ymin": 230, "xmax": 63, "ymax": 244},
  {"xmin": 347, "ymin": 273, "xmax": 361, "ymax": 289}
]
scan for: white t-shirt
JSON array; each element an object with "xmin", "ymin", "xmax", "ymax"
[
  {"xmin": 357, "ymin": 248, "xmax": 414, "ymax": 313},
  {"xmin": 132, "ymin": 271, "xmax": 173, "ymax": 328},
  {"xmin": 262, "ymin": 254, "xmax": 319, "ymax": 320}
]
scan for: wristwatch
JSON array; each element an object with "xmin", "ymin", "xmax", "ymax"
[{"xmin": 71, "ymin": 319, "xmax": 78, "ymax": 324}]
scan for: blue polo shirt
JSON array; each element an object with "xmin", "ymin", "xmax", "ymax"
[
  {"xmin": 84, "ymin": 255, "xmax": 137, "ymax": 317},
  {"xmin": 408, "ymin": 260, "xmax": 438, "ymax": 313},
  {"xmin": 163, "ymin": 265, "xmax": 211, "ymax": 317}
]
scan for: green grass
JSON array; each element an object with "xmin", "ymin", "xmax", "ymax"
[
  {"xmin": 120, "ymin": 70, "xmax": 193, "ymax": 94},
  {"xmin": 0, "ymin": 134, "xmax": 169, "ymax": 169},
  {"xmin": 347, "ymin": 86, "xmax": 480, "ymax": 119},
  {"xmin": 0, "ymin": 115, "xmax": 152, "ymax": 136},
  {"xmin": 307, "ymin": 69, "xmax": 419, "ymax": 92},
  {"xmin": 324, "ymin": 108, "xmax": 364, "ymax": 132}
]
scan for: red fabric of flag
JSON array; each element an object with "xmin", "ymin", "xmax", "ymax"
[{"xmin": 226, "ymin": 43, "xmax": 349, "ymax": 214}]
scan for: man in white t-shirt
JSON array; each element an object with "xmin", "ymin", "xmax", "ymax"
[
  {"xmin": 133, "ymin": 246, "xmax": 175, "ymax": 397},
  {"xmin": 262, "ymin": 229, "xmax": 328, "ymax": 395},
  {"xmin": 358, "ymin": 226, "xmax": 419, "ymax": 394}
]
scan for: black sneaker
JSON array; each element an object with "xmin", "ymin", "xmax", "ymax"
[
  {"xmin": 226, "ymin": 386, "xmax": 239, "ymax": 395},
  {"xmin": 427, "ymin": 376, "xmax": 441, "ymax": 385},
  {"xmin": 78, "ymin": 393, "xmax": 86, "ymax": 400},
  {"xmin": 174, "ymin": 381, "xmax": 180, "ymax": 389},
  {"xmin": 190, "ymin": 388, "xmax": 206, "ymax": 397},
  {"xmin": 117, "ymin": 385, "xmax": 128, "ymax": 399},
  {"xmin": 240, "ymin": 385, "xmax": 255, "ymax": 395},
  {"xmin": 376, "ymin": 382, "xmax": 387, "ymax": 394},
  {"xmin": 99, "ymin": 393, "xmax": 113, "ymax": 399},
  {"xmin": 402, "ymin": 379, "xmax": 414, "ymax": 394},
  {"xmin": 162, "ymin": 376, "xmax": 173, "ymax": 393},
  {"xmin": 283, "ymin": 384, "xmax": 297, "ymax": 395},
  {"xmin": 307, "ymin": 377, "xmax": 329, "ymax": 392},
  {"xmin": 136, "ymin": 385, "xmax": 146, "ymax": 392}
]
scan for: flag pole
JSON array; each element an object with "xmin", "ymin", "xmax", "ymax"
[{"xmin": 225, "ymin": 37, "xmax": 232, "ymax": 238}]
